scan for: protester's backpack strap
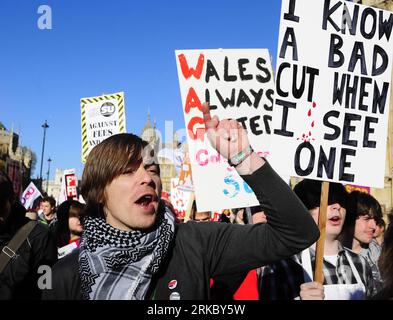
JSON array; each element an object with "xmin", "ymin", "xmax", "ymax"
[{"xmin": 0, "ymin": 220, "xmax": 38, "ymax": 273}]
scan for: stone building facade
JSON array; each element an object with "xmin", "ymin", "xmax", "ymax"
[
  {"xmin": 0, "ymin": 122, "xmax": 33, "ymax": 195},
  {"xmin": 140, "ymin": 112, "xmax": 179, "ymax": 194}
]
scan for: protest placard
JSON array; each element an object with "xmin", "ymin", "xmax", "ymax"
[
  {"xmin": 65, "ymin": 170, "xmax": 78, "ymax": 199},
  {"xmin": 272, "ymin": 0, "xmax": 393, "ymax": 283},
  {"xmin": 81, "ymin": 92, "xmax": 126, "ymax": 163},
  {"xmin": 58, "ymin": 168, "xmax": 78, "ymax": 205},
  {"xmin": 170, "ymin": 178, "xmax": 194, "ymax": 220},
  {"xmin": 270, "ymin": 0, "xmax": 393, "ymax": 188},
  {"xmin": 20, "ymin": 182, "xmax": 42, "ymax": 210},
  {"xmin": 175, "ymin": 49, "xmax": 275, "ymax": 211}
]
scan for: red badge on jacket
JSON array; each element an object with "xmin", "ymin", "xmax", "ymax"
[{"xmin": 168, "ymin": 279, "xmax": 177, "ymax": 290}]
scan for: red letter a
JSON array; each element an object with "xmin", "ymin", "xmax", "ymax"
[
  {"xmin": 178, "ymin": 53, "xmax": 204, "ymax": 80},
  {"xmin": 184, "ymin": 87, "xmax": 202, "ymax": 114}
]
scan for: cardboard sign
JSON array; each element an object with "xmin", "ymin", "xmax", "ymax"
[
  {"xmin": 65, "ymin": 172, "xmax": 77, "ymax": 198},
  {"xmin": 270, "ymin": 0, "xmax": 393, "ymax": 188},
  {"xmin": 176, "ymin": 49, "xmax": 275, "ymax": 211},
  {"xmin": 58, "ymin": 169, "xmax": 78, "ymax": 205},
  {"xmin": 170, "ymin": 178, "xmax": 194, "ymax": 220},
  {"xmin": 20, "ymin": 182, "xmax": 42, "ymax": 210},
  {"xmin": 81, "ymin": 92, "xmax": 126, "ymax": 163}
]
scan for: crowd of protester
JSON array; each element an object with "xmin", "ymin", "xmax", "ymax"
[{"xmin": 1, "ymin": 105, "xmax": 393, "ymax": 300}]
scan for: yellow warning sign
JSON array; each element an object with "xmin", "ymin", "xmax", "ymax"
[{"xmin": 80, "ymin": 92, "xmax": 126, "ymax": 163}]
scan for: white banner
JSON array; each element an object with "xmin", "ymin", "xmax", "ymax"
[
  {"xmin": 270, "ymin": 0, "xmax": 393, "ymax": 188},
  {"xmin": 175, "ymin": 49, "xmax": 275, "ymax": 211},
  {"xmin": 20, "ymin": 182, "xmax": 42, "ymax": 210}
]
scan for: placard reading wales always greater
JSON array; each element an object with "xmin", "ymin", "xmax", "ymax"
[
  {"xmin": 269, "ymin": 0, "xmax": 393, "ymax": 188},
  {"xmin": 176, "ymin": 49, "xmax": 275, "ymax": 211}
]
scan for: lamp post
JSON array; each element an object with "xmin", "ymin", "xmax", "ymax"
[
  {"xmin": 39, "ymin": 120, "xmax": 49, "ymax": 188},
  {"xmin": 46, "ymin": 157, "xmax": 52, "ymax": 194}
]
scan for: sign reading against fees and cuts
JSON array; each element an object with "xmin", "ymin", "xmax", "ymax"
[
  {"xmin": 81, "ymin": 92, "xmax": 126, "ymax": 163},
  {"xmin": 269, "ymin": 0, "xmax": 393, "ymax": 188},
  {"xmin": 176, "ymin": 49, "xmax": 275, "ymax": 211}
]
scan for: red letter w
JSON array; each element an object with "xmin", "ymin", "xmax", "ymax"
[{"xmin": 178, "ymin": 53, "xmax": 204, "ymax": 80}]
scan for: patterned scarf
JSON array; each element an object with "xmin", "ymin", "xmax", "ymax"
[{"xmin": 78, "ymin": 205, "xmax": 175, "ymax": 300}]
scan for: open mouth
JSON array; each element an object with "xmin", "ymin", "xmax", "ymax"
[
  {"xmin": 135, "ymin": 194, "xmax": 156, "ymax": 207},
  {"xmin": 328, "ymin": 215, "xmax": 341, "ymax": 225}
]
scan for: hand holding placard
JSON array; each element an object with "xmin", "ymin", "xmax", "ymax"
[{"xmin": 300, "ymin": 282, "xmax": 325, "ymax": 300}]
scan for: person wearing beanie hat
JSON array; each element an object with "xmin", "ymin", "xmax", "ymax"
[{"xmin": 259, "ymin": 179, "xmax": 375, "ymax": 300}]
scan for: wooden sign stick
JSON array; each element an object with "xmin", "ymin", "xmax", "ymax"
[
  {"xmin": 314, "ymin": 181, "xmax": 329, "ymax": 284},
  {"xmin": 184, "ymin": 192, "xmax": 195, "ymax": 222}
]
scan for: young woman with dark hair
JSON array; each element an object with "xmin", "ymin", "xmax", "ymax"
[{"xmin": 54, "ymin": 200, "xmax": 85, "ymax": 248}]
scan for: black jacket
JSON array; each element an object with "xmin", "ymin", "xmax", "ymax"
[
  {"xmin": 42, "ymin": 162, "xmax": 320, "ymax": 300},
  {"xmin": 0, "ymin": 204, "xmax": 58, "ymax": 299}
]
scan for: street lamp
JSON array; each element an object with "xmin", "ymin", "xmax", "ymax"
[
  {"xmin": 46, "ymin": 157, "xmax": 52, "ymax": 194},
  {"xmin": 39, "ymin": 120, "xmax": 49, "ymax": 187}
]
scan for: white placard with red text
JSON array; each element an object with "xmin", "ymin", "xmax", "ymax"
[
  {"xmin": 170, "ymin": 178, "xmax": 194, "ymax": 220},
  {"xmin": 176, "ymin": 49, "xmax": 275, "ymax": 211}
]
